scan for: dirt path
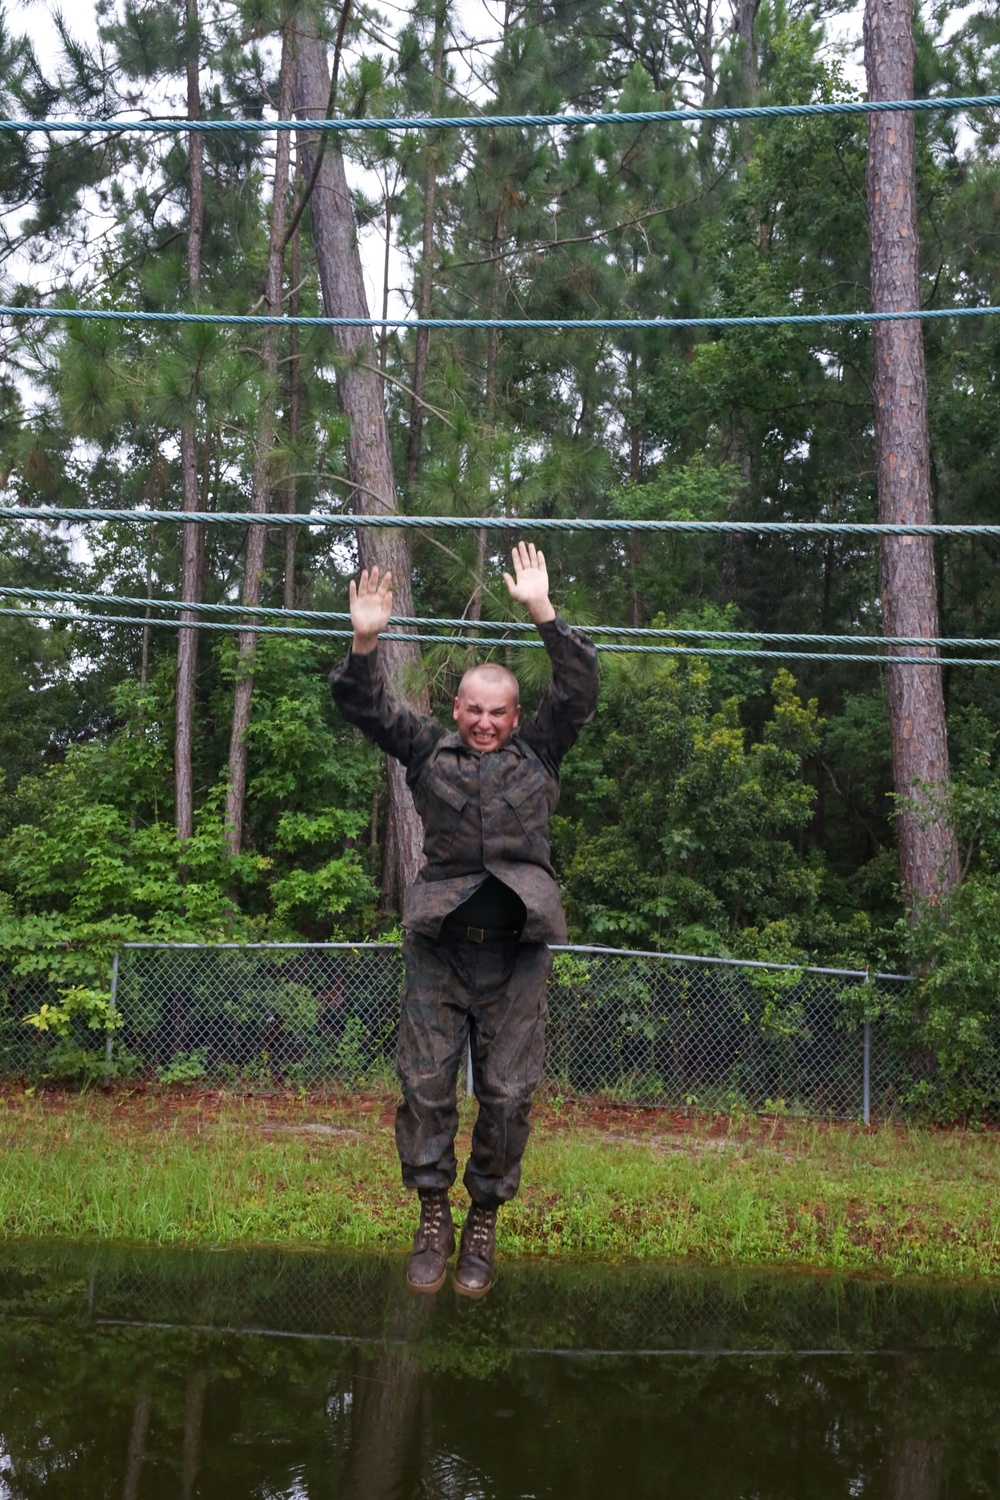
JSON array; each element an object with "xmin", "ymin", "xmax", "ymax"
[{"xmin": 2, "ymin": 1080, "xmax": 967, "ymax": 1154}]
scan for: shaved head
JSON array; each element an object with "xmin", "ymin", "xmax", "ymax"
[
  {"xmin": 453, "ymin": 663, "xmax": 521, "ymax": 751},
  {"xmin": 457, "ymin": 662, "xmax": 520, "ymax": 707}
]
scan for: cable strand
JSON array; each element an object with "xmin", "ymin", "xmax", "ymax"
[
  {"xmin": 3, "ymin": 93, "xmax": 1000, "ymax": 134},
  {"xmin": 2, "ymin": 303, "xmax": 999, "ymax": 329},
  {"xmin": 0, "ymin": 585, "xmax": 996, "ymax": 648},
  {"xmin": 3, "ymin": 506, "xmax": 1000, "ymax": 535},
  {"xmin": 0, "ymin": 605, "xmax": 988, "ymax": 665}
]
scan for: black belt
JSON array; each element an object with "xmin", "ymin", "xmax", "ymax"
[{"xmin": 441, "ymin": 922, "xmax": 522, "ymax": 944}]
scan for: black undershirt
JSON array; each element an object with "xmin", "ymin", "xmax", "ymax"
[{"xmin": 450, "ymin": 874, "xmax": 526, "ymax": 933}]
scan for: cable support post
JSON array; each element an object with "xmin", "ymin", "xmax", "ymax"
[
  {"xmin": 104, "ymin": 950, "xmax": 119, "ymax": 1088},
  {"xmin": 863, "ymin": 967, "xmax": 872, "ymax": 1128},
  {"xmin": 3, "ymin": 93, "xmax": 1000, "ymax": 135}
]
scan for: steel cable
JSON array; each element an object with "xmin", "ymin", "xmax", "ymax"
[
  {"xmin": 2, "ymin": 303, "xmax": 999, "ymax": 330},
  {"xmin": 0, "ymin": 605, "xmax": 987, "ymax": 664},
  {"xmin": 0, "ymin": 585, "xmax": 995, "ymax": 650},
  {"xmin": 3, "ymin": 92, "xmax": 1000, "ymax": 135},
  {"xmin": 2, "ymin": 505, "xmax": 1000, "ymax": 535}
]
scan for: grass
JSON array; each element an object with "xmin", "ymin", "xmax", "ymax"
[{"xmin": 1, "ymin": 1085, "xmax": 999, "ymax": 1277}]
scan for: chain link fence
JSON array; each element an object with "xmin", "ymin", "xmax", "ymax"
[{"xmin": 0, "ymin": 941, "xmax": 913, "ymax": 1119}]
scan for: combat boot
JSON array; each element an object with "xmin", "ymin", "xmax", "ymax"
[
  {"xmin": 454, "ymin": 1203, "xmax": 497, "ymax": 1299},
  {"xmin": 406, "ymin": 1189, "xmax": 455, "ymax": 1294}
]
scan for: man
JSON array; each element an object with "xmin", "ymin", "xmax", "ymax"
[{"xmin": 330, "ymin": 542, "xmax": 598, "ymax": 1297}]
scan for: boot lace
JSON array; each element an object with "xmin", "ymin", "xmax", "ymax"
[
  {"xmin": 468, "ymin": 1206, "xmax": 495, "ymax": 1254},
  {"xmin": 417, "ymin": 1194, "xmax": 445, "ymax": 1249}
]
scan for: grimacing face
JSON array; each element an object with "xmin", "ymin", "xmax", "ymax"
[{"xmin": 453, "ymin": 670, "xmax": 521, "ymax": 752}]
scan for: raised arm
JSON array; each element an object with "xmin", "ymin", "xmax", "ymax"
[
  {"xmin": 330, "ymin": 565, "xmax": 437, "ymax": 767},
  {"xmin": 505, "ymin": 542, "xmax": 599, "ymax": 765}
]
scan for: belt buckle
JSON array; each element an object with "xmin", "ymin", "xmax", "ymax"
[{"xmin": 468, "ymin": 926, "xmax": 485, "ymax": 944}]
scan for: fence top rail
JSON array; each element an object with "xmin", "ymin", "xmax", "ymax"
[
  {"xmin": 117, "ymin": 939, "xmax": 912, "ymax": 982},
  {"xmin": 559, "ymin": 945, "xmax": 910, "ymax": 980},
  {"xmin": 120, "ymin": 941, "xmax": 401, "ymax": 951}
]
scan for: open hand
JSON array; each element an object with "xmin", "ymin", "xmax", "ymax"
[
  {"xmin": 349, "ymin": 566, "xmax": 393, "ymax": 654},
  {"xmin": 503, "ymin": 541, "xmax": 556, "ymax": 625}
]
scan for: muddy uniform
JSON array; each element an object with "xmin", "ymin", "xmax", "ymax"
[{"xmin": 330, "ymin": 617, "xmax": 599, "ymax": 1207}]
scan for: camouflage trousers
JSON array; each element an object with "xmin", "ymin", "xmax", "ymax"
[{"xmin": 395, "ymin": 930, "xmax": 552, "ymax": 1208}]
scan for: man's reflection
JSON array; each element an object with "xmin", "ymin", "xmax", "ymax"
[{"xmin": 338, "ymin": 1286, "xmax": 435, "ymax": 1500}]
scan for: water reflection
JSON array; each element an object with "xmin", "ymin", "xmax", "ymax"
[{"xmin": 0, "ymin": 1245, "xmax": 998, "ymax": 1498}]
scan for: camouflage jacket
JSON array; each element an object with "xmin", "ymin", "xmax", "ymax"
[{"xmin": 329, "ymin": 616, "xmax": 599, "ymax": 942}]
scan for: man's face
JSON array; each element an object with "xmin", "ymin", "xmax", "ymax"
[{"xmin": 453, "ymin": 674, "xmax": 521, "ymax": 753}]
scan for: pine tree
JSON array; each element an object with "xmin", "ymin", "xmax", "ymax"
[
  {"xmin": 865, "ymin": 0, "xmax": 959, "ymax": 910},
  {"xmin": 294, "ymin": 5, "xmax": 428, "ymax": 903}
]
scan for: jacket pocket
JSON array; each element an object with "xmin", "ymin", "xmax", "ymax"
[
  {"xmin": 502, "ymin": 769, "xmax": 551, "ymax": 836},
  {"xmin": 425, "ymin": 773, "xmax": 469, "ymax": 836}
]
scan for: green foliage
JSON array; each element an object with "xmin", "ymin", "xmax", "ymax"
[
  {"xmin": 556, "ymin": 663, "xmax": 835, "ymax": 955},
  {"xmin": 23, "ymin": 984, "xmax": 120, "ymax": 1039},
  {"xmin": 893, "ymin": 742, "xmax": 1000, "ymax": 1120},
  {"xmin": 156, "ymin": 1049, "xmax": 208, "ymax": 1084},
  {"xmin": 0, "ymin": 913, "xmax": 124, "ymax": 1082},
  {"xmin": 0, "ymin": 650, "xmax": 379, "ymax": 940},
  {"xmin": 17, "ymin": 981, "xmax": 126, "ymax": 1083},
  {"xmin": 333, "ymin": 1016, "xmax": 368, "ymax": 1081},
  {"xmin": 2, "ymin": 750, "xmax": 256, "ymax": 929}
]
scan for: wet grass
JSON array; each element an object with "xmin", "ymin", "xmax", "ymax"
[{"xmin": 1, "ymin": 1088, "xmax": 998, "ymax": 1276}]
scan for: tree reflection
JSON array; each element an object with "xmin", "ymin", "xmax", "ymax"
[
  {"xmin": 0, "ymin": 1250, "xmax": 998, "ymax": 1498},
  {"xmin": 122, "ymin": 1378, "xmax": 151, "ymax": 1500},
  {"xmin": 181, "ymin": 1372, "xmax": 205, "ymax": 1500}
]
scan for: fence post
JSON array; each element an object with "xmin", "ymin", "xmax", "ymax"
[
  {"xmin": 862, "ymin": 967, "xmax": 871, "ymax": 1126},
  {"xmin": 104, "ymin": 949, "xmax": 120, "ymax": 1088}
]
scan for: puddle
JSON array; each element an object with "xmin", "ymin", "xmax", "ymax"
[{"xmin": 1, "ymin": 1243, "xmax": 998, "ymax": 1497}]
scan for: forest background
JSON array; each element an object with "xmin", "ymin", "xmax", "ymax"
[{"xmin": 4, "ymin": 0, "xmax": 1000, "ymax": 1109}]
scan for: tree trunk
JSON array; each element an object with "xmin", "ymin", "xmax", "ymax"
[
  {"xmin": 864, "ymin": 0, "xmax": 958, "ymax": 909},
  {"xmin": 175, "ymin": 0, "xmax": 204, "ymax": 842},
  {"xmin": 379, "ymin": 177, "xmax": 394, "ymax": 374},
  {"xmin": 469, "ymin": 287, "xmax": 500, "ymax": 624},
  {"xmin": 379, "ymin": 793, "xmax": 403, "ymax": 923},
  {"xmin": 404, "ymin": 0, "xmax": 446, "ymax": 489},
  {"xmin": 224, "ymin": 29, "xmax": 296, "ymax": 855},
  {"xmin": 468, "ymin": 172, "xmax": 505, "ymax": 624},
  {"xmin": 627, "ymin": 345, "xmax": 643, "ymax": 628},
  {"xmin": 733, "ymin": 0, "xmax": 761, "ymax": 97},
  {"xmin": 294, "ymin": 16, "xmax": 427, "ymax": 901},
  {"xmin": 283, "ymin": 209, "xmax": 301, "ymax": 611},
  {"xmin": 140, "ymin": 517, "xmax": 155, "ymax": 688}
]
